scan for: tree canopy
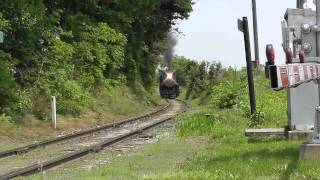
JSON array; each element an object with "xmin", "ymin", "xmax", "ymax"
[{"xmin": 0, "ymin": 0, "xmax": 193, "ymax": 119}]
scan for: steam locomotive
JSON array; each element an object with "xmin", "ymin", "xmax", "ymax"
[{"xmin": 159, "ymin": 70, "xmax": 180, "ymax": 99}]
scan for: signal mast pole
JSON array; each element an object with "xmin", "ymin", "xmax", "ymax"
[
  {"xmin": 252, "ymin": 0, "xmax": 260, "ymax": 68},
  {"xmin": 240, "ymin": 17, "xmax": 256, "ymax": 114},
  {"xmin": 311, "ymin": 0, "xmax": 320, "ymax": 144},
  {"xmin": 317, "ymin": 0, "xmax": 320, "ymax": 57}
]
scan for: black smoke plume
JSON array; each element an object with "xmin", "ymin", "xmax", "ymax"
[{"xmin": 163, "ymin": 32, "xmax": 177, "ymax": 69}]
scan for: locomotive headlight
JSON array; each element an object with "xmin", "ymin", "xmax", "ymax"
[
  {"xmin": 166, "ymin": 73, "xmax": 173, "ymax": 79},
  {"xmin": 301, "ymin": 24, "xmax": 311, "ymax": 34},
  {"xmin": 302, "ymin": 43, "xmax": 312, "ymax": 53}
]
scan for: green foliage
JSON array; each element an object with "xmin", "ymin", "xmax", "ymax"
[
  {"xmin": 72, "ymin": 23, "xmax": 127, "ymax": 90},
  {"xmin": 236, "ymin": 71, "xmax": 287, "ymax": 127},
  {"xmin": 172, "ymin": 56, "xmax": 190, "ymax": 86},
  {"xmin": 0, "ymin": 13, "xmax": 10, "ymax": 31},
  {"xmin": 253, "ymin": 72, "xmax": 287, "ymax": 127},
  {"xmin": 178, "ymin": 108, "xmax": 246, "ymax": 141},
  {"xmin": 0, "ymin": 52, "xmax": 31, "ymax": 119},
  {"xmin": 55, "ymin": 80, "xmax": 91, "ymax": 116},
  {"xmin": 178, "ymin": 112, "xmax": 225, "ymax": 138},
  {"xmin": 248, "ymin": 109, "xmax": 265, "ymax": 127},
  {"xmin": 172, "ymin": 79, "xmax": 302, "ymax": 179},
  {"xmin": 0, "ymin": 0, "xmax": 194, "ymax": 120},
  {"xmin": 0, "ymin": 59, "xmax": 17, "ymax": 114},
  {"xmin": 0, "ymin": 114, "xmax": 11, "ymax": 122},
  {"xmin": 244, "ymin": 105, "xmax": 266, "ymax": 127},
  {"xmin": 172, "ymin": 56, "xmax": 222, "ymax": 100},
  {"xmin": 211, "ymin": 77, "xmax": 246, "ymax": 109},
  {"xmin": 174, "ymin": 83, "xmax": 306, "ymax": 179},
  {"xmin": 208, "ymin": 69, "xmax": 286, "ymax": 128}
]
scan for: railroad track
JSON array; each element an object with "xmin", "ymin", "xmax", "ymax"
[
  {"xmin": 0, "ymin": 103, "xmax": 170, "ymax": 160},
  {"xmin": 0, "ymin": 100, "xmax": 186, "ymax": 179}
]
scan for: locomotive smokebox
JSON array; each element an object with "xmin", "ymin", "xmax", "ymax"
[{"xmin": 159, "ymin": 70, "xmax": 180, "ymax": 99}]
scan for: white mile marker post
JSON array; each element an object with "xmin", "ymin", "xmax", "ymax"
[{"xmin": 51, "ymin": 96, "xmax": 57, "ymax": 129}]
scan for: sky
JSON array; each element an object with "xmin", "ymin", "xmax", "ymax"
[{"xmin": 174, "ymin": 0, "xmax": 296, "ymax": 68}]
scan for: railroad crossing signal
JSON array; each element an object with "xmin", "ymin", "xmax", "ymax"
[
  {"xmin": 266, "ymin": 1, "xmax": 320, "ymax": 156},
  {"xmin": 265, "ymin": 0, "xmax": 320, "ymax": 132}
]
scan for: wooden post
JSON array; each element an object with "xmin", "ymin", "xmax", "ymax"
[{"xmin": 51, "ymin": 96, "xmax": 57, "ymax": 129}]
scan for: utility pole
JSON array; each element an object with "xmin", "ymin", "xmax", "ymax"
[{"xmin": 252, "ymin": 0, "xmax": 260, "ymax": 68}]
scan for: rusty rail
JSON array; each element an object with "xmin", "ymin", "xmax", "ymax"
[{"xmin": 0, "ymin": 103, "xmax": 170, "ymax": 159}]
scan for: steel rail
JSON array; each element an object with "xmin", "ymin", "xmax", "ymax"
[
  {"xmin": 0, "ymin": 103, "xmax": 170, "ymax": 159},
  {"xmin": 0, "ymin": 100, "xmax": 185, "ymax": 180}
]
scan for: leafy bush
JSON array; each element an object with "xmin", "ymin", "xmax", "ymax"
[
  {"xmin": 0, "ymin": 53, "xmax": 34, "ymax": 121},
  {"xmin": 33, "ymin": 77, "xmax": 91, "ymax": 117},
  {"xmin": 0, "ymin": 114, "xmax": 11, "ymax": 122},
  {"xmin": 31, "ymin": 80, "xmax": 91, "ymax": 119},
  {"xmin": 31, "ymin": 96, "xmax": 51, "ymax": 121},
  {"xmin": 0, "ymin": 61, "xmax": 16, "ymax": 113},
  {"xmin": 55, "ymin": 80, "xmax": 91, "ymax": 116},
  {"xmin": 238, "ymin": 102, "xmax": 265, "ymax": 127},
  {"xmin": 211, "ymin": 78, "xmax": 246, "ymax": 109},
  {"xmin": 209, "ymin": 69, "xmax": 286, "ymax": 127},
  {"xmin": 248, "ymin": 109, "xmax": 265, "ymax": 127},
  {"xmin": 0, "ymin": 52, "xmax": 24, "ymax": 118},
  {"xmin": 72, "ymin": 23, "xmax": 127, "ymax": 90}
]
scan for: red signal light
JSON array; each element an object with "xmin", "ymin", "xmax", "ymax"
[
  {"xmin": 266, "ymin": 44, "xmax": 275, "ymax": 65},
  {"xmin": 286, "ymin": 47, "xmax": 293, "ymax": 64},
  {"xmin": 299, "ymin": 50, "xmax": 305, "ymax": 63}
]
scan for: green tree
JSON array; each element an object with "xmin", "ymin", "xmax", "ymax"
[{"xmin": 0, "ymin": 0, "xmax": 194, "ymax": 119}]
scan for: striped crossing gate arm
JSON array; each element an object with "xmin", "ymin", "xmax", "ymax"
[{"xmin": 269, "ymin": 63, "xmax": 320, "ymax": 89}]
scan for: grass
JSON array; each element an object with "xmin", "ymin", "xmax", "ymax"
[
  {"xmin": 74, "ymin": 138, "xmax": 205, "ymax": 179},
  {"xmin": 171, "ymin": 107, "xmax": 320, "ymax": 179},
  {"xmin": 12, "ymin": 70, "xmax": 320, "ymax": 179},
  {"xmin": 248, "ymin": 71, "xmax": 287, "ymax": 127},
  {"xmin": 28, "ymin": 137, "xmax": 207, "ymax": 180},
  {"xmin": 29, "ymin": 107, "xmax": 320, "ymax": 179},
  {"xmin": 170, "ymin": 70, "xmax": 320, "ymax": 179},
  {"xmin": 175, "ymin": 108, "xmax": 301, "ymax": 179}
]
